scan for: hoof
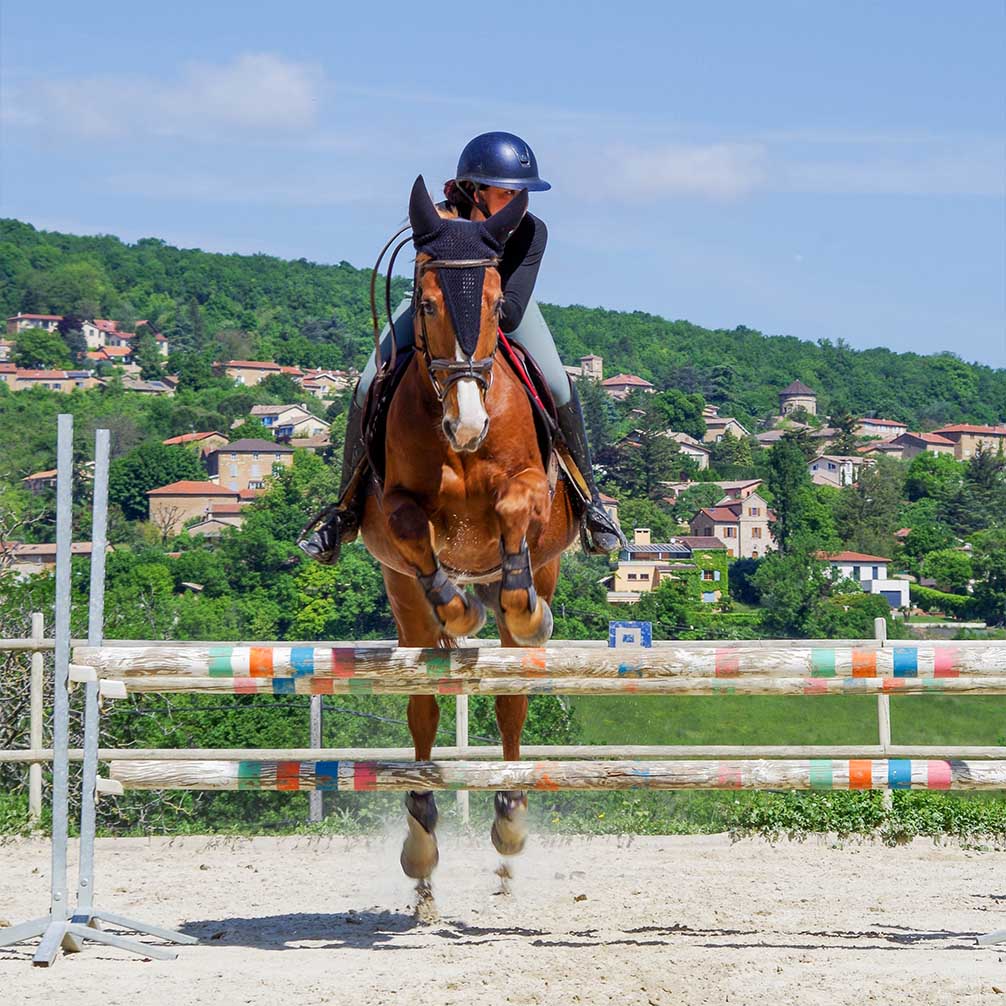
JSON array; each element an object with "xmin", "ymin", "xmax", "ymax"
[
  {"xmin": 443, "ymin": 591, "xmax": 487, "ymax": 639},
  {"xmin": 507, "ymin": 598, "xmax": 554, "ymax": 647},
  {"xmin": 401, "ymin": 792, "xmax": 439, "ymax": 880},
  {"xmin": 491, "ymin": 790, "xmax": 529, "ymax": 856}
]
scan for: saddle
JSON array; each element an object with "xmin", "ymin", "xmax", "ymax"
[{"xmin": 362, "ymin": 338, "xmax": 562, "ymax": 493}]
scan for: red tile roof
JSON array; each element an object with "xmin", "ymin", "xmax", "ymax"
[
  {"xmin": 8, "ymin": 314, "xmax": 63, "ymax": 321},
  {"xmin": 162, "ymin": 431, "xmax": 225, "ymax": 445},
  {"xmin": 931, "ymin": 424, "xmax": 1006, "ymax": 436},
  {"xmin": 695, "ymin": 506, "xmax": 741, "ymax": 523},
  {"xmin": 817, "ymin": 550, "xmax": 891, "ymax": 563},
  {"xmin": 16, "ymin": 370, "xmax": 71, "ymax": 379},
  {"xmin": 601, "ymin": 374, "xmax": 655, "ymax": 388},
  {"xmin": 902, "ymin": 432, "xmax": 955, "ymax": 445},
  {"xmin": 147, "ymin": 481, "xmax": 240, "ymax": 497},
  {"xmin": 223, "ymin": 360, "xmax": 282, "ymax": 371}
]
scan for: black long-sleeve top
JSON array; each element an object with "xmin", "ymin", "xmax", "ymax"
[{"xmin": 497, "ymin": 211, "xmax": 547, "ymax": 333}]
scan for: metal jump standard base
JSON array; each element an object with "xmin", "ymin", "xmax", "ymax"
[{"xmin": 0, "ymin": 417, "xmax": 195, "ymax": 965}]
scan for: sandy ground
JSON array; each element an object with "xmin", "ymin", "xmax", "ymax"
[{"xmin": 1, "ymin": 831, "xmax": 1004, "ymax": 1005}]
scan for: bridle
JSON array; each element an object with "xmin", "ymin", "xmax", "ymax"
[
  {"xmin": 369, "ymin": 226, "xmax": 501, "ymax": 404},
  {"xmin": 413, "ymin": 255, "xmax": 500, "ymax": 402}
]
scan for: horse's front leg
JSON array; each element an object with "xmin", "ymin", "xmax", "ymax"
[
  {"xmin": 494, "ymin": 470, "xmax": 553, "ymax": 646},
  {"xmin": 383, "ymin": 487, "xmax": 485, "ymax": 638}
]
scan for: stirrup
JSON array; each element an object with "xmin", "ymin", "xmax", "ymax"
[{"xmin": 579, "ymin": 502, "xmax": 626, "ymax": 556}]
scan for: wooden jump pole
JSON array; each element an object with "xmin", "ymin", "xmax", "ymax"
[
  {"xmin": 72, "ymin": 642, "xmax": 1006, "ymax": 680},
  {"xmin": 110, "ymin": 758, "xmax": 1006, "ymax": 793},
  {"xmin": 86, "ymin": 674, "xmax": 1006, "ymax": 696}
]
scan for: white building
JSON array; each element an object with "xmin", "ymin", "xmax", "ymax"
[
  {"xmin": 808, "ymin": 454, "xmax": 874, "ymax": 488},
  {"xmin": 818, "ymin": 551, "xmax": 910, "ymax": 608}
]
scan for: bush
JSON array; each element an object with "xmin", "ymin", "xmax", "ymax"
[{"xmin": 910, "ymin": 583, "xmax": 973, "ymax": 618}]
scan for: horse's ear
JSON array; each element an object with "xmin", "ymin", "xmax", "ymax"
[
  {"xmin": 408, "ymin": 175, "xmax": 441, "ymax": 244},
  {"xmin": 483, "ymin": 189, "xmax": 528, "ymax": 246}
]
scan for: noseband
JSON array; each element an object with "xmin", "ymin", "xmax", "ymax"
[{"xmin": 414, "ymin": 256, "xmax": 500, "ymax": 402}]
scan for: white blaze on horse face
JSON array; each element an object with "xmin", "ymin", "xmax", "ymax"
[{"xmin": 448, "ymin": 344, "xmax": 489, "ymax": 451}]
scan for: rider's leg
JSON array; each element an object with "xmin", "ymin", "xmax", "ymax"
[
  {"xmin": 298, "ymin": 298, "xmax": 414, "ymax": 564},
  {"xmin": 507, "ymin": 300, "xmax": 626, "ymax": 555}
]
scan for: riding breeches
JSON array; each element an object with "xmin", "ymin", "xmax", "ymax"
[{"xmin": 354, "ymin": 297, "xmax": 571, "ymax": 408}]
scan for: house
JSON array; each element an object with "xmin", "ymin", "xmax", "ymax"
[
  {"xmin": 162, "ymin": 431, "xmax": 229, "ymax": 457},
  {"xmin": 701, "ymin": 415, "xmax": 750, "ymax": 444},
  {"xmin": 247, "ymin": 404, "xmax": 330, "ymax": 440},
  {"xmin": 563, "ymin": 354, "xmax": 604, "ymax": 382},
  {"xmin": 856, "ymin": 417, "xmax": 908, "ymax": 439},
  {"xmin": 0, "ymin": 339, "xmax": 13, "ymax": 361},
  {"xmin": 601, "ymin": 374, "xmax": 656, "ymax": 400},
  {"xmin": 779, "ymin": 380, "xmax": 817, "ymax": 416},
  {"xmin": 860, "ymin": 431, "xmax": 956, "ymax": 461},
  {"xmin": 87, "ymin": 345, "xmax": 136, "ymax": 367},
  {"xmin": 598, "ymin": 491, "xmax": 620, "ymax": 528},
  {"xmin": 607, "ymin": 527, "xmax": 728, "ymax": 604},
  {"xmin": 808, "ymin": 454, "xmax": 874, "ymax": 488},
  {"xmin": 186, "ymin": 502, "xmax": 245, "ymax": 538},
  {"xmin": 205, "ymin": 439, "xmax": 294, "ymax": 491},
  {"xmin": 0, "ymin": 363, "xmax": 17, "ymax": 388},
  {"xmin": 930, "ymin": 424, "xmax": 1006, "ymax": 461},
  {"xmin": 116, "ymin": 377, "xmax": 174, "ymax": 395},
  {"xmin": 689, "ymin": 491, "xmax": 776, "ymax": 559},
  {"xmin": 220, "ymin": 360, "xmax": 284, "ymax": 386},
  {"xmin": 22, "ymin": 468, "xmax": 58, "ymax": 494},
  {"xmin": 299, "ymin": 369, "xmax": 355, "ymax": 398},
  {"xmin": 4, "ymin": 541, "xmax": 110, "ymax": 577},
  {"xmin": 817, "ymin": 550, "xmax": 910, "ymax": 608},
  {"xmin": 663, "ymin": 478, "xmax": 763, "ymax": 502},
  {"xmin": 81, "ymin": 319, "xmax": 169, "ymax": 356},
  {"xmin": 666, "ymin": 432, "xmax": 710, "ymax": 470},
  {"xmin": 146, "ymin": 481, "xmax": 241, "ymax": 536},
  {"xmin": 13, "ymin": 369, "xmax": 97, "ymax": 393},
  {"xmin": 6, "ymin": 314, "xmax": 62, "ymax": 335}
]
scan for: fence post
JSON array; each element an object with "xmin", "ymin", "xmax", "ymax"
[
  {"xmin": 29, "ymin": 612, "xmax": 44, "ymax": 828},
  {"xmin": 874, "ymin": 616, "xmax": 893, "ymax": 811},
  {"xmin": 455, "ymin": 695, "xmax": 470, "ymax": 826},
  {"xmin": 309, "ymin": 696, "xmax": 323, "ymax": 824}
]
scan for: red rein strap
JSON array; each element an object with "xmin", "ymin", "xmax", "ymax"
[{"xmin": 497, "ymin": 328, "xmax": 548, "ymax": 414}]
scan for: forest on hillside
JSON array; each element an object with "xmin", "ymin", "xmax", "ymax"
[{"xmin": 2, "ymin": 218, "xmax": 1004, "ymax": 430}]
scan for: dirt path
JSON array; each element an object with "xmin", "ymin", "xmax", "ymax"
[{"xmin": 1, "ymin": 833, "xmax": 1003, "ymax": 1005}]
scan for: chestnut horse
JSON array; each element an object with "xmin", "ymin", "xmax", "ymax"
[{"xmin": 359, "ymin": 177, "xmax": 577, "ymax": 883}]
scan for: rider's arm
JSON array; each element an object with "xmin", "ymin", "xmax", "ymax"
[{"xmin": 499, "ymin": 214, "xmax": 547, "ymax": 333}]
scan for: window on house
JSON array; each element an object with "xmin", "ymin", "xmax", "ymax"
[
  {"xmin": 253, "ymin": 452, "xmax": 260, "ymax": 461},
  {"xmin": 702, "ymin": 570, "xmax": 715, "ymax": 581},
  {"xmin": 853, "ymin": 565, "xmax": 861, "ymax": 578},
  {"xmin": 724, "ymin": 527, "xmax": 736, "ymax": 537},
  {"xmin": 703, "ymin": 527, "xmax": 713, "ymax": 536},
  {"xmin": 274, "ymin": 453, "xmax": 282, "ymax": 461},
  {"xmin": 872, "ymin": 565, "xmax": 879, "ymax": 578},
  {"xmin": 627, "ymin": 573, "xmax": 637, "ymax": 581},
  {"xmin": 249, "ymin": 480, "xmax": 264, "ymax": 490},
  {"xmin": 752, "ymin": 527, "xmax": 762, "ymax": 539},
  {"xmin": 749, "ymin": 507, "xmax": 760, "ymax": 516}
]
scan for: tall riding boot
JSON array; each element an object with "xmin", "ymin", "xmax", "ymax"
[
  {"xmin": 556, "ymin": 382, "xmax": 628, "ymax": 555},
  {"xmin": 297, "ymin": 397, "xmax": 369, "ymax": 565}
]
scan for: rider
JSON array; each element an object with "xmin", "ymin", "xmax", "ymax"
[{"xmin": 300, "ymin": 131, "xmax": 625, "ymax": 563}]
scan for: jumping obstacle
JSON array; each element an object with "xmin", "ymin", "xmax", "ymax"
[{"xmin": 110, "ymin": 757, "xmax": 1006, "ymax": 793}]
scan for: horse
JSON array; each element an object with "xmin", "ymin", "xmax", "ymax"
[{"xmin": 359, "ymin": 176, "xmax": 578, "ymax": 884}]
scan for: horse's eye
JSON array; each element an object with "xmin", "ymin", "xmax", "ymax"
[{"xmin": 421, "ymin": 300, "xmax": 436, "ymax": 316}]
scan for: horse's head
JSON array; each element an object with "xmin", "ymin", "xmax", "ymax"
[{"xmin": 408, "ymin": 174, "xmax": 528, "ymax": 453}]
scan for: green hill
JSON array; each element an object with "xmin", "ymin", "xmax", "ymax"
[{"xmin": 2, "ymin": 218, "xmax": 1003, "ymax": 429}]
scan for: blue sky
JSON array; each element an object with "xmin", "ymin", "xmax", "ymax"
[{"xmin": 2, "ymin": 1, "xmax": 1004, "ymax": 367}]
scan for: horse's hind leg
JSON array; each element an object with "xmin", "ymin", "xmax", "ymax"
[{"xmin": 382, "ymin": 566, "xmax": 443, "ymax": 882}]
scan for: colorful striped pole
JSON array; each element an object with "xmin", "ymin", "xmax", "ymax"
[{"xmin": 110, "ymin": 758, "xmax": 1006, "ymax": 793}]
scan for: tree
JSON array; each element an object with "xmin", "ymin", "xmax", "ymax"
[
  {"xmin": 751, "ymin": 549, "xmax": 828, "ymax": 636},
  {"xmin": 921, "ymin": 548, "xmax": 972, "ymax": 594},
  {"xmin": 765, "ymin": 435, "xmax": 813, "ymax": 554},
  {"xmin": 56, "ymin": 313, "xmax": 87, "ymax": 363},
  {"xmin": 640, "ymin": 389, "xmax": 707, "ymax": 441},
  {"xmin": 134, "ymin": 329, "xmax": 165, "ymax": 380},
  {"xmin": 612, "ymin": 495, "xmax": 678, "ymax": 541},
  {"xmin": 940, "ymin": 447, "xmax": 1006, "ymax": 537},
  {"xmin": 108, "ymin": 442, "xmax": 207, "ymax": 521},
  {"xmin": 671, "ymin": 483, "xmax": 722, "ymax": 523},
  {"xmin": 607, "ymin": 430, "xmax": 686, "ymax": 499},
  {"xmin": 259, "ymin": 373, "xmax": 303, "ymax": 401},
  {"xmin": 708, "ymin": 430, "xmax": 752, "ymax": 469},
  {"xmin": 969, "ymin": 529, "xmax": 1006, "ymax": 626},
  {"xmin": 902, "ymin": 521, "xmax": 955, "ymax": 561},
  {"xmin": 904, "ymin": 452, "xmax": 963, "ymax": 502},
  {"xmin": 12, "ymin": 327, "xmax": 73, "ymax": 369},
  {"xmin": 828, "ymin": 410, "xmax": 859, "ymax": 455},
  {"xmin": 577, "ymin": 376, "xmax": 614, "ymax": 457},
  {"xmin": 833, "ymin": 458, "xmax": 905, "ymax": 557}
]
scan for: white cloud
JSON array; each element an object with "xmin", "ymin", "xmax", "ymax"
[
  {"xmin": 10, "ymin": 53, "xmax": 324, "ymax": 140},
  {"xmin": 580, "ymin": 142, "xmax": 770, "ymax": 200}
]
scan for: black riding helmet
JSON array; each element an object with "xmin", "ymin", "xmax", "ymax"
[{"xmin": 455, "ymin": 131, "xmax": 551, "ymax": 191}]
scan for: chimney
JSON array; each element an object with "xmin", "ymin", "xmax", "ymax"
[{"xmin": 633, "ymin": 528, "xmax": 651, "ymax": 546}]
